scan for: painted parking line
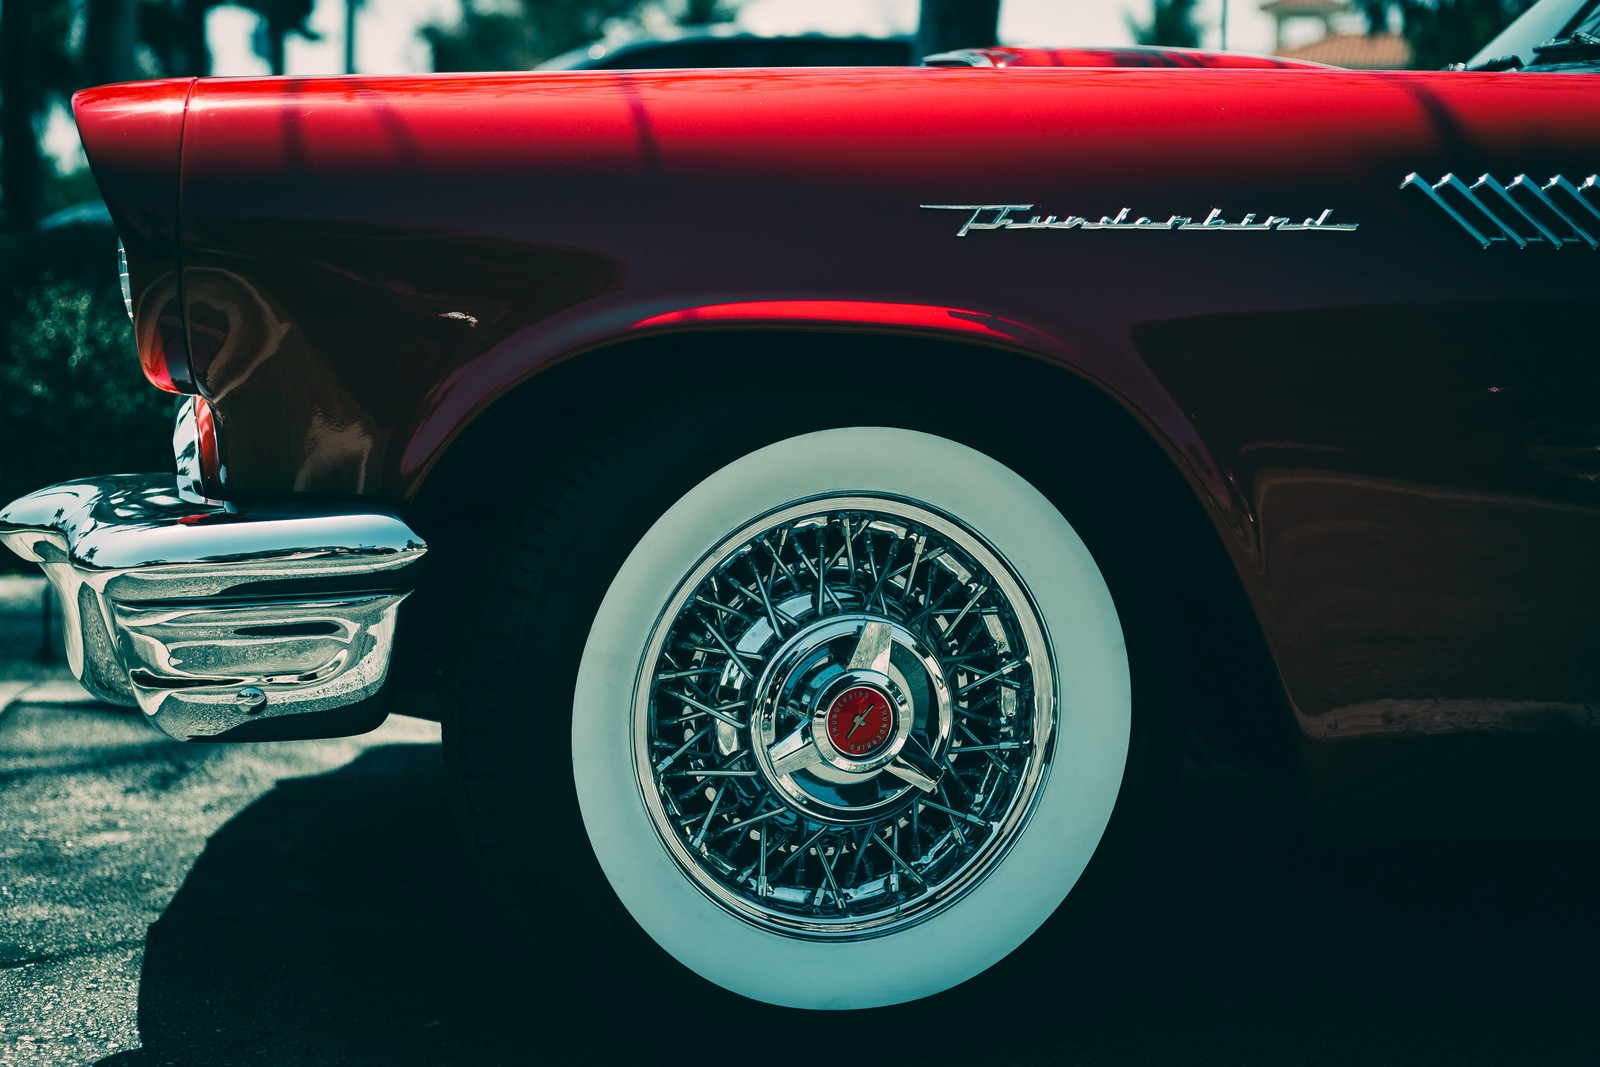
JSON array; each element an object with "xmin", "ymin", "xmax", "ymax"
[
  {"xmin": 17, "ymin": 678, "xmax": 101, "ymax": 706},
  {"xmin": 0, "ymin": 680, "xmax": 34, "ymax": 718},
  {"xmin": 0, "ymin": 674, "xmax": 104, "ymax": 722}
]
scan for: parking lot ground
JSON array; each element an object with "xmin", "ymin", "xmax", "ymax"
[
  {"xmin": 2, "ymin": 679, "xmax": 1598, "ymax": 1066},
  {"xmin": 0, "ymin": 685, "xmax": 442, "ymax": 1065}
]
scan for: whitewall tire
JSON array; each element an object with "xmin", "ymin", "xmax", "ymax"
[{"xmin": 572, "ymin": 427, "xmax": 1131, "ymax": 1009}]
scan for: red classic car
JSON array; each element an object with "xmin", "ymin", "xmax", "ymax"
[{"xmin": 3, "ymin": 0, "xmax": 1597, "ymax": 1011}]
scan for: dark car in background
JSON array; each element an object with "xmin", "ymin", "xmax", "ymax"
[{"xmin": 539, "ymin": 28, "xmax": 915, "ymax": 70}]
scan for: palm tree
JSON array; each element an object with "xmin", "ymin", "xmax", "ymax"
[
  {"xmin": 1354, "ymin": 0, "xmax": 1538, "ymax": 69},
  {"xmin": 1129, "ymin": 0, "xmax": 1204, "ymax": 49}
]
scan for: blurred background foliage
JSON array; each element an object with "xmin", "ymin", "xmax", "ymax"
[
  {"xmin": 1130, "ymin": 0, "xmax": 1203, "ymax": 48},
  {"xmin": 0, "ymin": 272, "xmax": 174, "ymax": 510},
  {"xmin": 1130, "ymin": 0, "xmax": 1536, "ymax": 59},
  {"xmin": 1358, "ymin": 0, "xmax": 1538, "ymax": 68},
  {"xmin": 0, "ymin": 219, "xmax": 175, "ymax": 569}
]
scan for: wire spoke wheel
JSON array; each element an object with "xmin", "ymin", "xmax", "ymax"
[
  {"xmin": 562, "ymin": 426, "xmax": 1134, "ymax": 1008},
  {"xmin": 638, "ymin": 498, "xmax": 1054, "ymax": 937}
]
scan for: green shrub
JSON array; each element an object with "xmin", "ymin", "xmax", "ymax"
[{"xmin": 1, "ymin": 271, "xmax": 173, "ymax": 571}]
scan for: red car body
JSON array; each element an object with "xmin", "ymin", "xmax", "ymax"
[{"xmin": 80, "ymin": 63, "xmax": 1600, "ymax": 817}]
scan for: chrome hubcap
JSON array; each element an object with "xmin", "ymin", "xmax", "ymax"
[
  {"xmin": 750, "ymin": 613, "xmax": 948, "ymax": 823},
  {"xmin": 634, "ymin": 496, "xmax": 1055, "ymax": 939}
]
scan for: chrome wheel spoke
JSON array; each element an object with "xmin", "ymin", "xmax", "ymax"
[
  {"xmin": 638, "ymin": 497, "xmax": 1054, "ymax": 938},
  {"xmin": 768, "ymin": 723, "xmax": 824, "ymax": 777},
  {"xmin": 884, "ymin": 735, "xmax": 944, "ymax": 794},
  {"xmin": 846, "ymin": 618, "xmax": 894, "ymax": 674}
]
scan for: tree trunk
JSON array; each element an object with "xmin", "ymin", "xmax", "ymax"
[
  {"xmin": 344, "ymin": 0, "xmax": 362, "ymax": 74},
  {"xmin": 1, "ymin": 0, "xmax": 44, "ymax": 231},
  {"xmin": 179, "ymin": 0, "xmax": 213, "ymax": 76},
  {"xmin": 915, "ymin": 0, "xmax": 1002, "ymax": 61},
  {"xmin": 267, "ymin": 24, "xmax": 287, "ymax": 76},
  {"xmin": 84, "ymin": 0, "xmax": 140, "ymax": 86}
]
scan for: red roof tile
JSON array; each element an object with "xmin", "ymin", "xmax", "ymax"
[{"xmin": 1278, "ymin": 32, "xmax": 1414, "ymax": 69}]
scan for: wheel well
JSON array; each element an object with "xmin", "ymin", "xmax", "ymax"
[{"xmin": 394, "ymin": 329, "xmax": 1296, "ymax": 777}]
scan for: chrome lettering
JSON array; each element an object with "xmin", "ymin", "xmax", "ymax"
[{"xmin": 921, "ymin": 203, "xmax": 1358, "ymax": 236}]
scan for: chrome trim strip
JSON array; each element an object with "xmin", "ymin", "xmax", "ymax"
[
  {"xmin": 1507, "ymin": 175, "xmax": 1600, "ymax": 251},
  {"xmin": 1400, "ymin": 173, "xmax": 1505, "ymax": 249},
  {"xmin": 1473, "ymin": 174, "xmax": 1565, "ymax": 247},
  {"xmin": 172, "ymin": 396, "xmax": 212, "ymax": 504},
  {"xmin": 1402, "ymin": 171, "xmax": 1600, "ymax": 250},
  {"xmin": 0, "ymin": 476, "xmax": 425, "ymax": 741},
  {"xmin": 921, "ymin": 49, "xmax": 997, "ymax": 67},
  {"xmin": 117, "ymin": 240, "xmax": 133, "ymax": 321},
  {"xmin": 1547, "ymin": 175, "xmax": 1600, "ymax": 231}
]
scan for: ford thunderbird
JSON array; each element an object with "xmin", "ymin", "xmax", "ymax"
[{"xmin": 3, "ymin": 0, "xmax": 1598, "ymax": 1010}]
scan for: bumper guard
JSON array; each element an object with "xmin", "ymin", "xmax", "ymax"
[{"xmin": 0, "ymin": 476, "xmax": 425, "ymax": 741}]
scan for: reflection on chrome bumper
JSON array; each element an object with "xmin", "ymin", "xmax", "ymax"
[{"xmin": 0, "ymin": 475, "xmax": 425, "ymax": 742}]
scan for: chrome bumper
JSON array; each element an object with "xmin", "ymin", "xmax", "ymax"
[{"xmin": 0, "ymin": 476, "xmax": 425, "ymax": 741}]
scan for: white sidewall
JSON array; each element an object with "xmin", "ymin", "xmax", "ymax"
[{"xmin": 573, "ymin": 427, "xmax": 1131, "ymax": 1009}]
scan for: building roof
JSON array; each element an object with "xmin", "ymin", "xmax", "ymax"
[{"xmin": 1279, "ymin": 32, "xmax": 1414, "ymax": 69}]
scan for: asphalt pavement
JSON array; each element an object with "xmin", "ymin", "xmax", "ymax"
[{"xmin": 1, "ymin": 573, "xmax": 1598, "ymax": 1065}]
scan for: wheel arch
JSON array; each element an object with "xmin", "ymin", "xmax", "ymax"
[{"xmin": 397, "ymin": 327, "xmax": 1296, "ymax": 778}]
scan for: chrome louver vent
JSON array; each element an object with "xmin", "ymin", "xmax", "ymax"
[{"xmin": 1401, "ymin": 173, "xmax": 1600, "ymax": 250}]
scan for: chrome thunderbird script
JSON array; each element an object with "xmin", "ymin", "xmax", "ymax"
[
  {"xmin": 922, "ymin": 204, "xmax": 1359, "ymax": 237},
  {"xmin": 1400, "ymin": 173, "xmax": 1600, "ymax": 250}
]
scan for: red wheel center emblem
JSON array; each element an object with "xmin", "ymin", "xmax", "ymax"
[{"xmin": 826, "ymin": 686, "xmax": 895, "ymax": 757}]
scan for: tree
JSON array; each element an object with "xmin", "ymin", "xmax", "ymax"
[
  {"xmin": 915, "ymin": 0, "xmax": 1001, "ymax": 59},
  {"xmin": 242, "ymin": 0, "xmax": 320, "ymax": 76},
  {"xmin": 426, "ymin": 0, "xmax": 742, "ymax": 72},
  {"xmin": 137, "ymin": 0, "xmax": 216, "ymax": 78},
  {"xmin": 679, "ymin": 0, "xmax": 738, "ymax": 26},
  {"xmin": 1, "ymin": 0, "xmax": 233, "ymax": 233},
  {"xmin": 1, "ymin": 1, "xmax": 43, "ymax": 231},
  {"xmin": 1355, "ymin": 0, "xmax": 1539, "ymax": 69},
  {"xmin": 1, "ymin": 1, "xmax": 78, "ymax": 231},
  {"xmin": 1128, "ymin": 0, "xmax": 1203, "ymax": 49},
  {"xmin": 83, "ymin": 0, "xmax": 141, "ymax": 86}
]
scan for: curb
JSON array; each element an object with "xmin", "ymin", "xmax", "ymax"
[
  {"xmin": 0, "ymin": 680, "xmax": 34, "ymax": 716},
  {"xmin": 0, "ymin": 672, "xmax": 104, "ymax": 717}
]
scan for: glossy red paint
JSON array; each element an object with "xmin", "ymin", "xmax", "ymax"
[
  {"xmin": 73, "ymin": 79, "xmax": 195, "ymax": 394},
  {"xmin": 69, "ymin": 64, "xmax": 1600, "ymax": 817},
  {"xmin": 630, "ymin": 300, "xmax": 1072, "ymax": 354}
]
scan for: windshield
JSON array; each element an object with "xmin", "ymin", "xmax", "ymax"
[{"xmin": 1470, "ymin": 0, "xmax": 1600, "ymax": 67}]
